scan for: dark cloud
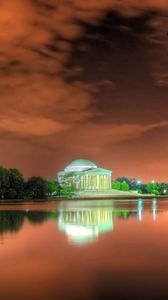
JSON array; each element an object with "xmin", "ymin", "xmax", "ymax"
[{"xmin": 68, "ymin": 11, "xmax": 168, "ymax": 125}]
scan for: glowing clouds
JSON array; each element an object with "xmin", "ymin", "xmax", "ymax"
[
  {"xmin": 0, "ymin": 114, "xmax": 66, "ymax": 136},
  {"xmin": 0, "ymin": 0, "xmax": 167, "ymax": 180}
]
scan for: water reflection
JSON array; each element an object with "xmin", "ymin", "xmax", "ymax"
[
  {"xmin": 0, "ymin": 211, "xmax": 25, "ymax": 234},
  {"xmin": 152, "ymin": 199, "xmax": 157, "ymax": 221},
  {"xmin": 138, "ymin": 199, "xmax": 143, "ymax": 222},
  {"xmin": 58, "ymin": 208, "xmax": 113, "ymax": 245},
  {"xmin": 58, "ymin": 199, "xmax": 158, "ymax": 245},
  {"xmin": 137, "ymin": 199, "xmax": 157, "ymax": 222},
  {"xmin": 0, "ymin": 210, "xmax": 58, "ymax": 236},
  {"xmin": 0, "ymin": 199, "xmax": 158, "ymax": 244},
  {"xmin": 0, "ymin": 199, "xmax": 168, "ymax": 300}
]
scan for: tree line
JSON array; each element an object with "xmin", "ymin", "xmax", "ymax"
[
  {"xmin": 112, "ymin": 177, "xmax": 168, "ymax": 196},
  {"xmin": 0, "ymin": 166, "xmax": 51, "ymax": 200},
  {"xmin": 0, "ymin": 166, "xmax": 76, "ymax": 200},
  {"xmin": 0, "ymin": 166, "xmax": 167, "ymax": 200}
]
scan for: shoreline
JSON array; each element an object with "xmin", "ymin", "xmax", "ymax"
[
  {"xmin": 0, "ymin": 194, "xmax": 167, "ymax": 204},
  {"xmin": 49, "ymin": 195, "xmax": 167, "ymax": 201}
]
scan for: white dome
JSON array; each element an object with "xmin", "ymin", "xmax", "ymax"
[{"xmin": 64, "ymin": 159, "xmax": 97, "ymax": 172}]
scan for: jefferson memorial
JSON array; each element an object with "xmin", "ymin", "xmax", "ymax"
[{"xmin": 57, "ymin": 159, "xmax": 112, "ymax": 191}]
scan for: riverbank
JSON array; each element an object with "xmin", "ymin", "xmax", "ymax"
[
  {"xmin": 0, "ymin": 192, "xmax": 167, "ymax": 204},
  {"xmin": 50, "ymin": 189, "xmax": 167, "ymax": 201},
  {"xmin": 50, "ymin": 195, "xmax": 162, "ymax": 201},
  {"xmin": 54, "ymin": 189, "xmax": 154, "ymax": 200}
]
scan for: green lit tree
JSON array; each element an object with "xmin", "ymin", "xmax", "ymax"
[
  {"xmin": 47, "ymin": 180, "xmax": 60, "ymax": 196},
  {"xmin": 146, "ymin": 182, "xmax": 166, "ymax": 195},
  {"xmin": 59, "ymin": 184, "xmax": 77, "ymax": 197},
  {"xmin": 112, "ymin": 181, "xmax": 121, "ymax": 190},
  {"xmin": 120, "ymin": 181, "xmax": 129, "ymax": 191}
]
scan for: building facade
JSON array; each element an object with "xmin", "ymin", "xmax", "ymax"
[{"xmin": 57, "ymin": 159, "xmax": 112, "ymax": 191}]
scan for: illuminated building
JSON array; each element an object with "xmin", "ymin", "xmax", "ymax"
[{"xmin": 57, "ymin": 159, "xmax": 112, "ymax": 191}]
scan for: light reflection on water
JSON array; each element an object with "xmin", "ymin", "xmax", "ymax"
[
  {"xmin": 58, "ymin": 199, "xmax": 158, "ymax": 245},
  {"xmin": 0, "ymin": 198, "xmax": 168, "ymax": 300}
]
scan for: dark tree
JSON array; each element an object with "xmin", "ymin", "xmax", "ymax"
[
  {"xmin": 7, "ymin": 168, "xmax": 24, "ymax": 199},
  {"xmin": 0, "ymin": 167, "xmax": 10, "ymax": 199},
  {"xmin": 24, "ymin": 176, "xmax": 48, "ymax": 199}
]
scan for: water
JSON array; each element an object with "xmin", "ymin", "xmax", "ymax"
[{"xmin": 0, "ymin": 198, "xmax": 168, "ymax": 300}]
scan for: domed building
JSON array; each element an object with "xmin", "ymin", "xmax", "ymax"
[{"xmin": 57, "ymin": 159, "xmax": 112, "ymax": 191}]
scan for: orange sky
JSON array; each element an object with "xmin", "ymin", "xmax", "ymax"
[{"xmin": 0, "ymin": 0, "xmax": 167, "ymax": 182}]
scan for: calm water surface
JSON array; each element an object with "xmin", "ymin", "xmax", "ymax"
[{"xmin": 0, "ymin": 198, "xmax": 168, "ymax": 300}]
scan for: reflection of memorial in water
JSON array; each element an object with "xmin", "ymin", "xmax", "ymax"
[
  {"xmin": 58, "ymin": 208, "xmax": 113, "ymax": 245},
  {"xmin": 58, "ymin": 199, "xmax": 159, "ymax": 245},
  {"xmin": 0, "ymin": 199, "xmax": 159, "ymax": 245}
]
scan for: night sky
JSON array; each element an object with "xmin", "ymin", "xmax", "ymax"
[{"xmin": 0, "ymin": 0, "xmax": 168, "ymax": 182}]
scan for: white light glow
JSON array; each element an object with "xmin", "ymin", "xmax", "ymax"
[{"xmin": 65, "ymin": 225, "xmax": 94, "ymax": 237}]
